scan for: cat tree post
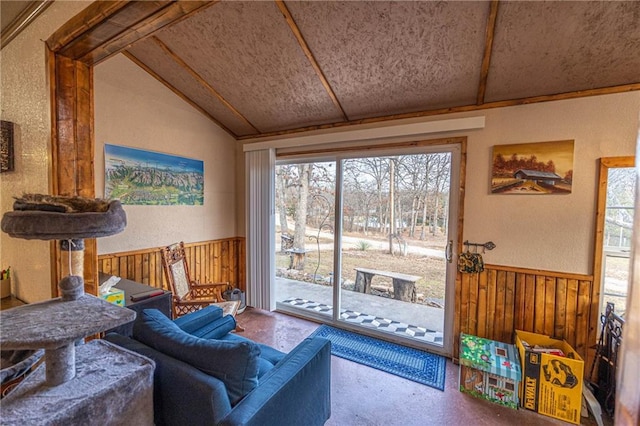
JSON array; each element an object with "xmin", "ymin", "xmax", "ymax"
[{"xmin": 60, "ymin": 239, "xmax": 84, "ymax": 284}]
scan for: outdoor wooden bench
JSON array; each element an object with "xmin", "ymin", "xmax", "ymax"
[{"xmin": 354, "ymin": 267, "xmax": 421, "ymax": 302}]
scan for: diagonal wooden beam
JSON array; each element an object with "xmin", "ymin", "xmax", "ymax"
[
  {"xmin": 151, "ymin": 36, "xmax": 260, "ymax": 134},
  {"xmin": 47, "ymin": 1, "xmax": 217, "ymax": 65},
  {"xmin": 275, "ymin": 0, "xmax": 348, "ymax": 122},
  {"xmin": 82, "ymin": 1, "xmax": 219, "ymax": 66},
  {"xmin": 123, "ymin": 51, "xmax": 239, "ymax": 139},
  {"xmin": 476, "ymin": 0, "xmax": 500, "ymax": 105},
  {"xmin": 47, "ymin": 1, "xmax": 134, "ymax": 53}
]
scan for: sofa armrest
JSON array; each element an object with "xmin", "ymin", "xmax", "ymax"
[
  {"xmin": 218, "ymin": 336, "xmax": 331, "ymax": 426},
  {"xmin": 104, "ymin": 333, "xmax": 233, "ymax": 426},
  {"xmin": 173, "ymin": 304, "xmax": 224, "ymax": 334}
]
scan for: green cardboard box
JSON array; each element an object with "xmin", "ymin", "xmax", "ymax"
[{"xmin": 459, "ymin": 333, "xmax": 522, "ymax": 409}]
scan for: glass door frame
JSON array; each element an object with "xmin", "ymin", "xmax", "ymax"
[{"xmin": 274, "ymin": 137, "xmax": 466, "ymax": 357}]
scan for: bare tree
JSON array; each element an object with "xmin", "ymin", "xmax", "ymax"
[
  {"xmin": 388, "ymin": 158, "xmax": 396, "ymax": 253},
  {"xmin": 275, "ymin": 165, "xmax": 293, "ymax": 235},
  {"xmin": 344, "ymin": 160, "xmax": 378, "ymax": 234},
  {"xmin": 605, "ymin": 167, "xmax": 636, "ymax": 246},
  {"xmin": 293, "ymin": 164, "xmax": 312, "ymax": 249},
  {"xmin": 396, "ymin": 154, "xmax": 429, "ymax": 238},
  {"xmin": 420, "ymin": 156, "xmax": 435, "ymax": 240},
  {"xmin": 430, "ymin": 154, "xmax": 451, "ymax": 236},
  {"xmin": 346, "ymin": 158, "xmax": 389, "ymax": 235}
]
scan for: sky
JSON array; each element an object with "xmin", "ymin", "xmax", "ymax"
[{"xmin": 104, "ymin": 143, "xmax": 203, "ymax": 173}]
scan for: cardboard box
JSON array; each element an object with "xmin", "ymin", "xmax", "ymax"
[
  {"xmin": 515, "ymin": 330, "xmax": 584, "ymax": 424},
  {"xmin": 100, "ymin": 288, "xmax": 125, "ymax": 307},
  {"xmin": 459, "ymin": 333, "xmax": 522, "ymax": 409},
  {"xmin": 1, "ymin": 279, "xmax": 10, "ymax": 299}
]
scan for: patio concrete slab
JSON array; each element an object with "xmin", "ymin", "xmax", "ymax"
[{"xmin": 274, "ymin": 277, "xmax": 445, "ymax": 334}]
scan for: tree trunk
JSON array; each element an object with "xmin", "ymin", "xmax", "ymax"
[
  {"xmin": 364, "ymin": 206, "xmax": 370, "ymax": 235},
  {"xmin": 420, "ymin": 194, "xmax": 428, "ymax": 240},
  {"xmin": 388, "ymin": 159, "xmax": 395, "ymax": 254},
  {"xmin": 431, "ymin": 192, "xmax": 440, "ymax": 236},
  {"xmin": 276, "ymin": 170, "xmax": 289, "ymax": 234},
  {"xmin": 294, "ymin": 164, "xmax": 311, "ymax": 250}
]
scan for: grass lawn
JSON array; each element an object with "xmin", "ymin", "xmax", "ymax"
[{"xmin": 276, "ymin": 248, "xmax": 446, "ymax": 301}]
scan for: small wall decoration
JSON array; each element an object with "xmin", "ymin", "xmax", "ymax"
[
  {"xmin": 491, "ymin": 140, "xmax": 574, "ymax": 194},
  {"xmin": 1, "ymin": 120, "xmax": 15, "ymax": 173},
  {"xmin": 105, "ymin": 144, "xmax": 204, "ymax": 205}
]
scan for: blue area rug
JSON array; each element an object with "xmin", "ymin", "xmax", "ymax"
[{"xmin": 311, "ymin": 325, "xmax": 446, "ymax": 391}]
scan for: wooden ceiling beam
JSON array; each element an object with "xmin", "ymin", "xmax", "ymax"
[
  {"xmin": 1, "ymin": 0, "xmax": 54, "ymax": 49},
  {"xmin": 275, "ymin": 0, "xmax": 348, "ymax": 122},
  {"xmin": 47, "ymin": 1, "xmax": 216, "ymax": 65},
  {"xmin": 47, "ymin": 1, "xmax": 140, "ymax": 53},
  {"xmin": 80, "ymin": 1, "xmax": 217, "ymax": 66},
  {"xmin": 476, "ymin": 0, "xmax": 500, "ymax": 105},
  {"xmin": 151, "ymin": 36, "xmax": 260, "ymax": 134},
  {"xmin": 123, "ymin": 51, "xmax": 238, "ymax": 138},
  {"xmin": 238, "ymin": 83, "xmax": 640, "ymax": 141}
]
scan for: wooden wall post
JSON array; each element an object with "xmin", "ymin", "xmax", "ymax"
[
  {"xmin": 45, "ymin": 1, "xmax": 213, "ymax": 297},
  {"xmin": 48, "ymin": 50, "xmax": 98, "ymax": 296}
]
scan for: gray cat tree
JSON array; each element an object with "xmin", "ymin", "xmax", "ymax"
[{"xmin": 0, "ymin": 198, "xmax": 154, "ymax": 425}]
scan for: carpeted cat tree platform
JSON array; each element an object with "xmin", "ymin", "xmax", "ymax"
[{"xmin": 0, "ymin": 195, "xmax": 155, "ymax": 425}]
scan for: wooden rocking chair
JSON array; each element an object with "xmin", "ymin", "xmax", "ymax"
[{"xmin": 161, "ymin": 241, "xmax": 229, "ymax": 318}]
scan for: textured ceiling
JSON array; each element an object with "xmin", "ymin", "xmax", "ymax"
[
  {"xmin": 287, "ymin": 1, "xmax": 489, "ymax": 118},
  {"xmin": 4, "ymin": 1, "xmax": 640, "ymax": 139},
  {"xmin": 485, "ymin": 1, "xmax": 640, "ymax": 102}
]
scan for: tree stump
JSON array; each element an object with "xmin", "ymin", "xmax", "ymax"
[
  {"xmin": 286, "ymin": 249, "xmax": 307, "ymax": 270},
  {"xmin": 392, "ymin": 279, "xmax": 416, "ymax": 302}
]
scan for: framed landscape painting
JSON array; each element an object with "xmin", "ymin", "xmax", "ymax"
[
  {"xmin": 105, "ymin": 144, "xmax": 204, "ymax": 205},
  {"xmin": 491, "ymin": 140, "xmax": 574, "ymax": 194}
]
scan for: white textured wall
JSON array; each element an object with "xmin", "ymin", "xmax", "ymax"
[
  {"xmin": 464, "ymin": 93, "xmax": 639, "ymax": 274},
  {"xmin": 0, "ymin": 2, "xmax": 90, "ymax": 303},
  {"xmin": 94, "ymin": 54, "xmax": 237, "ymax": 254},
  {"xmin": 240, "ymin": 92, "xmax": 640, "ymax": 275}
]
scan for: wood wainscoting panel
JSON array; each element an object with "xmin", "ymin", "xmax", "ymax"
[
  {"xmin": 98, "ymin": 238, "xmax": 246, "ymax": 292},
  {"xmin": 455, "ymin": 264, "xmax": 594, "ymax": 361}
]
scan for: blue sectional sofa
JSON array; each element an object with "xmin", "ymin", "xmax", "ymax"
[{"xmin": 105, "ymin": 306, "xmax": 331, "ymax": 426}]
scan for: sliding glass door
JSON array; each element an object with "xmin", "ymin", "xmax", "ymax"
[
  {"xmin": 274, "ymin": 143, "xmax": 460, "ymax": 355},
  {"xmin": 274, "ymin": 161, "xmax": 337, "ymax": 319}
]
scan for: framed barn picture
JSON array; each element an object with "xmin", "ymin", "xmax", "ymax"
[{"xmin": 491, "ymin": 140, "xmax": 574, "ymax": 194}]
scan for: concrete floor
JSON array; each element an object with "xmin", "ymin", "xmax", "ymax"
[{"xmin": 238, "ymin": 307, "xmax": 611, "ymax": 426}]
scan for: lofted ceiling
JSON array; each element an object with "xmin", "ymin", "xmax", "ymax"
[
  {"xmin": 4, "ymin": 1, "xmax": 640, "ymax": 141},
  {"xmin": 123, "ymin": 1, "xmax": 640, "ymax": 140}
]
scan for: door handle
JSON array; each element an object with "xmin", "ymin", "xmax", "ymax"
[{"xmin": 446, "ymin": 240, "xmax": 453, "ymax": 263}]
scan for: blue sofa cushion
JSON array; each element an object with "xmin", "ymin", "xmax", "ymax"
[
  {"xmin": 221, "ymin": 334, "xmax": 286, "ymax": 367},
  {"xmin": 173, "ymin": 305, "xmax": 224, "ymax": 335},
  {"xmin": 175, "ymin": 309, "xmax": 237, "ymax": 340},
  {"xmin": 133, "ymin": 309, "xmax": 260, "ymax": 405},
  {"xmin": 173, "ymin": 309, "xmax": 282, "ymax": 377}
]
